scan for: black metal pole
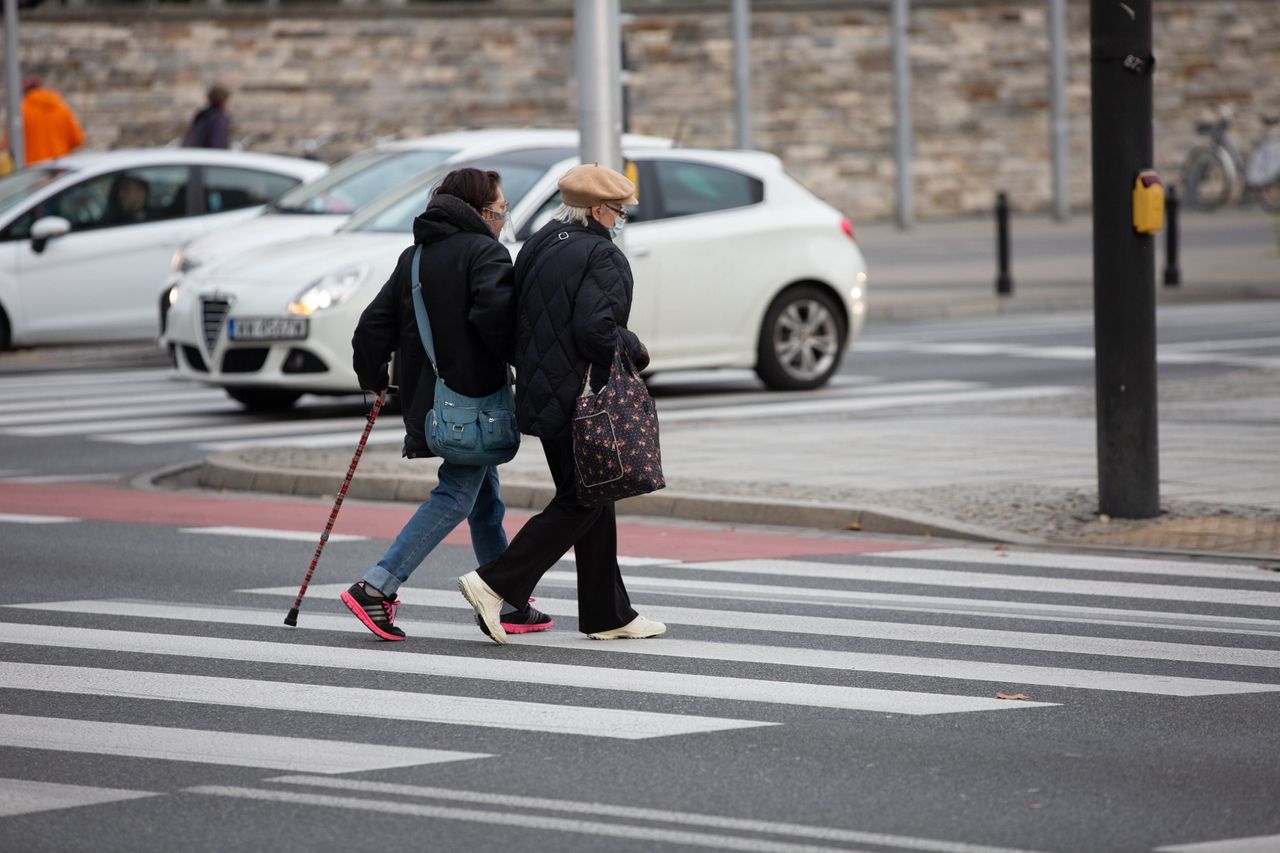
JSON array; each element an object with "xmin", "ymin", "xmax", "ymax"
[
  {"xmin": 995, "ymin": 191, "xmax": 1013, "ymax": 296},
  {"xmin": 1163, "ymin": 184, "xmax": 1181, "ymax": 286},
  {"xmin": 1090, "ymin": 0, "xmax": 1160, "ymax": 518}
]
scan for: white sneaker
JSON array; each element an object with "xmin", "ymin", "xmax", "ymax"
[
  {"xmin": 457, "ymin": 571, "xmax": 507, "ymax": 646},
  {"xmin": 587, "ymin": 615, "xmax": 667, "ymax": 640}
]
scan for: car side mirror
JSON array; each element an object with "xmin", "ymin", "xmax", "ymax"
[{"xmin": 30, "ymin": 216, "xmax": 72, "ymax": 254}]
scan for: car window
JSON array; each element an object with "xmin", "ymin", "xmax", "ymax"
[
  {"xmin": 651, "ymin": 160, "xmax": 763, "ymax": 220},
  {"xmin": 272, "ymin": 148, "xmax": 456, "ymax": 215},
  {"xmin": 4, "ymin": 165, "xmax": 191, "ymax": 238},
  {"xmin": 203, "ymin": 166, "xmax": 299, "ymax": 214},
  {"xmin": 0, "ymin": 167, "xmax": 69, "ymax": 217},
  {"xmin": 349, "ymin": 148, "xmax": 574, "ymax": 235}
]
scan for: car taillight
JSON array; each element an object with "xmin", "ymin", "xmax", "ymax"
[{"xmin": 840, "ymin": 217, "xmax": 856, "ymax": 242}]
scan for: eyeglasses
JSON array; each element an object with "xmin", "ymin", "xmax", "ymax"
[
  {"xmin": 605, "ymin": 205, "xmax": 629, "ymax": 222},
  {"xmin": 483, "ymin": 205, "xmax": 509, "ymax": 222}
]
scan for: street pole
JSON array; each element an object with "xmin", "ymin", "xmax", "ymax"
[
  {"xmin": 1048, "ymin": 0, "xmax": 1069, "ymax": 220},
  {"xmin": 574, "ymin": 0, "xmax": 623, "ymax": 172},
  {"xmin": 890, "ymin": 0, "xmax": 914, "ymax": 229},
  {"xmin": 1090, "ymin": 0, "xmax": 1159, "ymax": 518},
  {"xmin": 3, "ymin": 0, "xmax": 23, "ymax": 171},
  {"xmin": 731, "ymin": 0, "xmax": 752, "ymax": 149}
]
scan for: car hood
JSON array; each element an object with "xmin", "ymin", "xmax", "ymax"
[
  {"xmin": 186, "ymin": 213, "xmax": 349, "ymax": 271},
  {"xmin": 190, "ymin": 231, "xmax": 410, "ymax": 292}
]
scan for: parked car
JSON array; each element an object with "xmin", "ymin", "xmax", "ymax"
[
  {"xmin": 0, "ymin": 149, "xmax": 326, "ymax": 349},
  {"xmin": 160, "ymin": 128, "xmax": 675, "ymax": 328},
  {"xmin": 162, "ymin": 146, "xmax": 866, "ymax": 409}
]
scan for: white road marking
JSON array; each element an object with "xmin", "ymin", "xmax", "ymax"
[
  {"xmin": 0, "ymin": 473, "xmax": 122, "ymax": 484},
  {"xmin": 0, "ymin": 777, "xmax": 157, "ymax": 818},
  {"xmin": 0, "ymin": 623, "xmax": 1054, "ymax": 715},
  {"xmin": 869, "ymin": 548, "xmax": 1280, "ymax": 582},
  {"xmin": 0, "ymin": 714, "xmax": 485, "ymax": 773},
  {"xmin": 102, "ymin": 416, "xmax": 369, "ymax": 444},
  {"xmin": 178, "ymin": 526, "xmax": 365, "ymax": 542},
  {"xmin": 0, "ymin": 369, "xmax": 176, "ymax": 392},
  {"xmin": 0, "ymin": 513, "xmax": 78, "ymax": 524},
  {"xmin": 4, "ymin": 414, "xmax": 245, "ymax": 438},
  {"xmin": 0, "ymin": 398, "xmax": 239, "ymax": 428},
  {"xmin": 1156, "ymin": 833, "xmax": 1280, "ymax": 852},
  {"xmin": 657, "ymin": 387, "xmax": 1073, "ymax": 423},
  {"xmin": 263, "ymin": 774, "xmax": 1044, "ymax": 853},
  {"xmin": 0, "ymin": 388, "xmax": 218, "ymax": 415},
  {"xmin": 197, "ymin": 430, "xmax": 407, "ymax": 452},
  {"xmin": 0, "ymin": 662, "xmax": 771, "ymax": 740},
  {"xmin": 9, "ymin": 602, "xmax": 1275, "ymax": 698},
  {"xmin": 650, "ymin": 560, "xmax": 1280, "ymax": 608}
]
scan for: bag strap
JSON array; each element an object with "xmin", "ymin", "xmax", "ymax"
[{"xmin": 410, "ymin": 245, "xmax": 440, "ymax": 372}]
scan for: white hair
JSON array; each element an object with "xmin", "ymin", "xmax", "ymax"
[{"xmin": 552, "ymin": 202, "xmax": 594, "ymax": 226}]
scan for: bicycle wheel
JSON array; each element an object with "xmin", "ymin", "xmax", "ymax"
[
  {"xmin": 1255, "ymin": 178, "xmax": 1280, "ymax": 212},
  {"xmin": 1182, "ymin": 147, "xmax": 1232, "ymax": 211},
  {"xmin": 1247, "ymin": 138, "xmax": 1280, "ymax": 212}
]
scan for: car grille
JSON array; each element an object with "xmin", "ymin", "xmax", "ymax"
[
  {"xmin": 200, "ymin": 297, "xmax": 231, "ymax": 352},
  {"xmin": 222, "ymin": 348, "xmax": 269, "ymax": 374}
]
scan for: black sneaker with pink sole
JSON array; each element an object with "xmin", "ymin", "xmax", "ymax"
[{"xmin": 341, "ymin": 581, "xmax": 406, "ymax": 641}]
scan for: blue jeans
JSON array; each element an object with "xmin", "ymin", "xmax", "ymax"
[{"xmin": 362, "ymin": 462, "xmax": 507, "ymax": 598}]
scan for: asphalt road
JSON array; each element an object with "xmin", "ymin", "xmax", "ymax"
[{"xmin": 1, "ymin": 304, "xmax": 1278, "ymax": 852}]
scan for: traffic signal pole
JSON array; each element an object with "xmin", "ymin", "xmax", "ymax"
[
  {"xmin": 1090, "ymin": 0, "xmax": 1160, "ymax": 518},
  {"xmin": 574, "ymin": 0, "xmax": 623, "ymax": 172},
  {"xmin": 4, "ymin": 0, "xmax": 23, "ymax": 171}
]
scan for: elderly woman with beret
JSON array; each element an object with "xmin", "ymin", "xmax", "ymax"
[{"xmin": 458, "ymin": 163, "xmax": 666, "ymax": 645}]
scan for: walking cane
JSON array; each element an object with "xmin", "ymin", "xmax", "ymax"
[{"xmin": 284, "ymin": 387, "xmax": 391, "ymax": 627}]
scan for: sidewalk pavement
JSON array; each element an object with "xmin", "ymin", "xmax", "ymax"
[{"xmin": 195, "ymin": 209, "xmax": 1280, "ymax": 562}]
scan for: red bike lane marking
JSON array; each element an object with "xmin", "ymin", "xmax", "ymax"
[{"xmin": 0, "ymin": 481, "xmax": 930, "ymax": 562}]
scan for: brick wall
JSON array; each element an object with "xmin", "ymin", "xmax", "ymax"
[{"xmin": 9, "ymin": 0, "xmax": 1279, "ymax": 221}]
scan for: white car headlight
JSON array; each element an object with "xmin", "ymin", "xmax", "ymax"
[
  {"xmin": 167, "ymin": 284, "xmax": 182, "ymax": 306},
  {"xmin": 288, "ymin": 265, "xmax": 370, "ymax": 315}
]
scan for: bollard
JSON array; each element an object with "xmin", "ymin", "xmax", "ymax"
[
  {"xmin": 1163, "ymin": 184, "xmax": 1181, "ymax": 287},
  {"xmin": 995, "ymin": 191, "xmax": 1013, "ymax": 295}
]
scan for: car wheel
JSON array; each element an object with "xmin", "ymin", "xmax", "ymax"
[
  {"xmin": 226, "ymin": 387, "xmax": 302, "ymax": 411},
  {"xmin": 755, "ymin": 285, "xmax": 847, "ymax": 391},
  {"xmin": 0, "ymin": 306, "xmax": 10, "ymax": 352}
]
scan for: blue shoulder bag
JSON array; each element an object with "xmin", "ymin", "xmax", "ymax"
[{"xmin": 411, "ymin": 245, "xmax": 520, "ymax": 466}]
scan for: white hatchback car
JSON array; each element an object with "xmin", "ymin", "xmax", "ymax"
[
  {"xmin": 0, "ymin": 149, "xmax": 326, "ymax": 349},
  {"xmin": 163, "ymin": 147, "xmax": 867, "ymax": 409}
]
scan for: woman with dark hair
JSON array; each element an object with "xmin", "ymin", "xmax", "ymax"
[{"xmin": 342, "ymin": 167, "xmax": 551, "ymax": 641}]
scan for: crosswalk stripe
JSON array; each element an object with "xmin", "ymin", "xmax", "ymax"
[
  {"xmin": 3, "ymin": 413, "xmax": 246, "ymax": 438},
  {"xmin": 197, "ymin": 430, "xmax": 406, "ymax": 452},
  {"xmin": 0, "ymin": 662, "xmax": 770, "ymax": 740},
  {"xmin": 0, "ymin": 369, "xmax": 175, "ymax": 392},
  {"xmin": 869, "ymin": 548, "xmax": 1280, "ymax": 583},
  {"xmin": 1156, "ymin": 832, "xmax": 1280, "ymax": 852},
  {"xmin": 598, "ymin": 562, "xmax": 1280, "ymax": 608},
  {"xmin": 0, "ymin": 623, "xmax": 1056, "ymax": 715},
  {"xmin": 0, "ymin": 777, "xmax": 157, "ymax": 818},
  {"xmin": 0, "ymin": 714, "xmax": 486, "ymax": 773},
  {"xmin": 239, "ymin": 586, "xmax": 1280, "ymax": 669},
  {"xmin": 264, "ymin": 774, "xmax": 1041, "ymax": 853},
  {"xmin": 0, "ymin": 398, "xmax": 238, "ymax": 428},
  {"xmin": 11, "ymin": 600, "xmax": 1279, "ymax": 693},
  {"xmin": 102, "ymin": 416, "xmax": 369, "ymax": 444},
  {"xmin": 0, "ymin": 512, "xmax": 78, "ymax": 524},
  {"xmin": 0, "ymin": 388, "xmax": 219, "ymax": 416},
  {"xmin": 178, "ymin": 526, "xmax": 365, "ymax": 542}
]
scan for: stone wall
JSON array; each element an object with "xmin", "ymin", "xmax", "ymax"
[{"xmin": 8, "ymin": 1, "xmax": 1279, "ymax": 221}]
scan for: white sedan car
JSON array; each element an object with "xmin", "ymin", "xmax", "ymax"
[
  {"xmin": 163, "ymin": 147, "xmax": 866, "ymax": 409},
  {"xmin": 0, "ymin": 149, "xmax": 326, "ymax": 349}
]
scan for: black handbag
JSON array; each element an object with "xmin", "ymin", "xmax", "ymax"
[{"xmin": 572, "ymin": 339, "xmax": 665, "ymax": 506}]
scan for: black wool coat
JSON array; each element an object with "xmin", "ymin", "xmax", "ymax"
[
  {"xmin": 512, "ymin": 216, "xmax": 648, "ymax": 440},
  {"xmin": 352, "ymin": 194, "xmax": 515, "ymax": 457}
]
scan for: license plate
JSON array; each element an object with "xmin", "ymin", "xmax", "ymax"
[{"xmin": 228, "ymin": 317, "xmax": 309, "ymax": 341}]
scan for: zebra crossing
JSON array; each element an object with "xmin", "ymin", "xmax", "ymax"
[
  {"xmin": 0, "ymin": 367, "xmax": 1074, "ymax": 452},
  {"xmin": 2, "ymin": 544, "xmax": 1278, "ymax": 838}
]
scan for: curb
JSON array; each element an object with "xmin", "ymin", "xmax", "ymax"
[{"xmin": 195, "ymin": 451, "xmax": 1033, "ymax": 545}]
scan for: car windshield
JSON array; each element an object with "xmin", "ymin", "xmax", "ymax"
[
  {"xmin": 0, "ymin": 167, "xmax": 69, "ymax": 216},
  {"xmin": 271, "ymin": 148, "xmax": 458, "ymax": 215},
  {"xmin": 345, "ymin": 147, "xmax": 574, "ymax": 234}
]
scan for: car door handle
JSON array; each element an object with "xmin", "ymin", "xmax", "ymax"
[{"xmin": 627, "ymin": 246, "xmax": 651, "ymax": 258}]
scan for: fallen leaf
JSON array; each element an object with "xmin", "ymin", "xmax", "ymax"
[
  {"xmin": 996, "ymin": 692, "xmax": 1031, "ymax": 701},
  {"xmin": 1028, "ymin": 803, "xmax": 1042, "ymax": 810},
  {"xmin": 846, "ymin": 521, "xmax": 862, "ymax": 531},
  {"xmin": 1098, "ymin": 513, "xmax": 1111, "ymax": 524}
]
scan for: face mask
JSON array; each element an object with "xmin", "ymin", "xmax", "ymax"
[{"xmin": 607, "ymin": 219, "xmax": 626, "ymax": 239}]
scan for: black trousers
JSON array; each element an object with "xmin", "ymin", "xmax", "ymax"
[{"xmin": 477, "ymin": 436, "xmax": 637, "ymax": 634}]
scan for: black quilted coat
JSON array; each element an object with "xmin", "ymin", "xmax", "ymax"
[
  {"xmin": 352, "ymin": 194, "xmax": 515, "ymax": 457},
  {"xmin": 512, "ymin": 217, "xmax": 649, "ymax": 440}
]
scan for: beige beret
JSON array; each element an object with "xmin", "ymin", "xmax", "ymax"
[{"xmin": 557, "ymin": 163, "xmax": 638, "ymax": 207}]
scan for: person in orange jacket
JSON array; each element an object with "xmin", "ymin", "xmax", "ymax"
[{"xmin": 19, "ymin": 75, "xmax": 85, "ymax": 165}]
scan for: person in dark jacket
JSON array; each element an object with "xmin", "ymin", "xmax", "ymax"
[
  {"xmin": 343, "ymin": 168, "xmax": 552, "ymax": 641},
  {"xmin": 457, "ymin": 163, "xmax": 666, "ymax": 645},
  {"xmin": 182, "ymin": 84, "xmax": 231, "ymax": 149}
]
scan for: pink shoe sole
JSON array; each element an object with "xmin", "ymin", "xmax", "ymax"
[
  {"xmin": 502, "ymin": 619, "xmax": 554, "ymax": 635},
  {"xmin": 341, "ymin": 590, "xmax": 406, "ymax": 641}
]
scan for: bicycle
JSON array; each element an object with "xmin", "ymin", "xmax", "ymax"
[{"xmin": 1181, "ymin": 109, "xmax": 1280, "ymax": 212}]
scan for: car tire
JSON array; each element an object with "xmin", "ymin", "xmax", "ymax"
[
  {"xmin": 755, "ymin": 285, "xmax": 847, "ymax": 391},
  {"xmin": 226, "ymin": 387, "xmax": 302, "ymax": 411},
  {"xmin": 0, "ymin": 306, "xmax": 10, "ymax": 352}
]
